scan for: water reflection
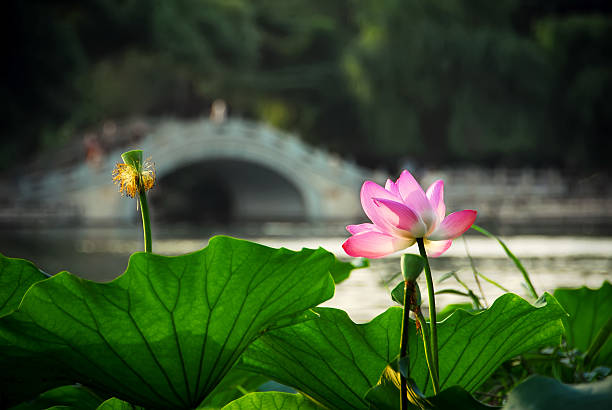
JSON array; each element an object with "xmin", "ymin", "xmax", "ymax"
[{"xmin": 1, "ymin": 226, "xmax": 610, "ymax": 323}]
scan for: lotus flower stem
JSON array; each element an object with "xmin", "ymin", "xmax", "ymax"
[
  {"xmin": 112, "ymin": 149, "xmax": 155, "ymax": 253},
  {"xmin": 399, "ymin": 280, "xmax": 411, "ymax": 410},
  {"xmin": 139, "ymin": 190, "xmax": 152, "ymax": 253},
  {"xmin": 415, "ymin": 307, "xmax": 439, "ymax": 394},
  {"xmin": 417, "ymin": 237, "xmax": 439, "ymax": 387}
]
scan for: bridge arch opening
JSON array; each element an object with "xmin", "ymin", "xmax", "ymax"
[{"xmin": 149, "ymin": 159, "xmax": 307, "ymax": 225}]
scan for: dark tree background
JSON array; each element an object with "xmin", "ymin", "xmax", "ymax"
[{"xmin": 2, "ymin": 0, "xmax": 611, "ymax": 173}]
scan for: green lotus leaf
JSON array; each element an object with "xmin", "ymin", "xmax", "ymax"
[
  {"xmin": 9, "ymin": 385, "xmax": 104, "ymax": 410},
  {"xmin": 416, "ymin": 293, "xmax": 565, "ymax": 395},
  {"xmin": 504, "ymin": 375, "xmax": 612, "ymax": 410},
  {"xmin": 554, "ymin": 282, "xmax": 612, "ymax": 367},
  {"xmin": 0, "ymin": 255, "xmax": 67, "ymax": 407},
  {"xmin": 0, "ymin": 236, "xmax": 335, "ymax": 408},
  {"xmin": 240, "ymin": 307, "xmax": 402, "ymax": 409},
  {"xmin": 240, "ymin": 293, "xmax": 565, "ymax": 408},
  {"xmin": 0, "ymin": 254, "xmax": 48, "ymax": 317},
  {"xmin": 437, "ymin": 303, "xmax": 475, "ymax": 321},
  {"xmin": 96, "ymin": 397, "xmax": 144, "ymax": 409},
  {"xmin": 221, "ymin": 392, "xmax": 322, "ymax": 410},
  {"xmin": 196, "ymin": 368, "xmax": 267, "ymax": 409},
  {"xmin": 329, "ymin": 257, "xmax": 369, "ymax": 285}
]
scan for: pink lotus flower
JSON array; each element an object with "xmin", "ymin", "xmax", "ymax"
[{"xmin": 342, "ymin": 170, "xmax": 477, "ymax": 258}]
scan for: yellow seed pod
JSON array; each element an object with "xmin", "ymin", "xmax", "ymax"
[{"xmin": 112, "ymin": 150, "xmax": 155, "ymax": 197}]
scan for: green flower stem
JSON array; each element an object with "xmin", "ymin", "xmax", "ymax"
[
  {"xmin": 400, "ymin": 280, "xmax": 411, "ymax": 410},
  {"xmin": 415, "ymin": 307, "xmax": 439, "ymax": 394},
  {"xmin": 416, "ymin": 238, "xmax": 439, "ymax": 388},
  {"xmin": 138, "ymin": 189, "xmax": 152, "ymax": 253},
  {"xmin": 120, "ymin": 149, "xmax": 153, "ymax": 253}
]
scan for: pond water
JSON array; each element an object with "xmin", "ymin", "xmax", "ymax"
[{"xmin": 1, "ymin": 226, "xmax": 610, "ymax": 323}]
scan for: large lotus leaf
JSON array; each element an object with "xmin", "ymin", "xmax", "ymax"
[
  {"xmin": 240, "ymin": 293, "xmax": 565, "ymax": 408},
  {"xmin": 97, "ymin": 398, "xmax": 144, "ymax": 410},
  {"xmin": 240, "ymin": 307, "xmax": 403, "ymax": 409},
  {"xmin": 0, "ymin": 236, "xmax": 335, "ymax": 409},
  {"xmin": 9, "ymin": 385, "xmax": 104, "ymax": 410},
  {"xmin": 0, "ymin": 254, "xmax": 48, "ymax": 317},
  {"xmin": 430, "ymin": 293, "xmax": 565, "ymax": 395},
  {"xmin": 329, "ymin": 258, "xmax": 369, "ymax": 285},
  {"xmin": 95, "ymin": 391, "xmax": 321, "ymax": 410},
  {"xmin": 554, "ymin": 282, "xmax": 612, "ymax": 367},
  {"xmin": 196, "ymin": 368, "xmax": 267, "ymax": 409},
  {"xmin": 0, "ymin": 279, "xmax": 70, "ymax": 406},
  {"xmin": 221, "ymin": 392, "xmax": 322, "ymax": 410},
  {"xmin": 0, "ymin": 257, "xmax": 67, "ymax": 407},
  {"xmin": 504, "ymin": 375, "xmax": 612, "ymax": 410}
]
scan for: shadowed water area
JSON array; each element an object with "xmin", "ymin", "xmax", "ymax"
[{"xmin": 1, "ymin": 225, "xmax": 610, "ymax": 323}]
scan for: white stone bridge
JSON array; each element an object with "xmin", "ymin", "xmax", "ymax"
[{"xmin": 17, "ymin": 118, "xmax": 374, "ymax": 224}]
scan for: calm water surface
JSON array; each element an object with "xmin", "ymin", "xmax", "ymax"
[{"xmin": 1, "ymin": 226, "xmax": 610, "ymax": 323}]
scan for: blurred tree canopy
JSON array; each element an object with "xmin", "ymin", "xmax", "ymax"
[{"xmin": 2, "ymin": 0, "xmax": 611, "ymax": 172}]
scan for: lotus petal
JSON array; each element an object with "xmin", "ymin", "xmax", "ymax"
[
  {"xmin": 423, "ymin": 239, "xmax": 453, "ymax": 258},
  {"xmin": 426, "ymin": 180, "xmax": 445, "ymax": 223},
  {"xmin": 396, "ymin": 171, "xmax": 432, "ymax": 213},
  {"xmin": 428, "ymin": 210, "xmax": 477, "ymax": 241},
  {"xmin": 342, "ymin": 232, "xmax": 414, "ymax": 259},
  {"xmin": 360, "ymin": 181, "xmax": 401, "ymax": 233},
  {"xmin": 346, "ymin": 223, "xmax": 381, "ymax": 235},
  {"xmin": 385, "ymin": 179, "xmax": 401, "ymax": 198},
  {"xmin": 372, "ymin": 198, "xmax": 426, "ymax": 237}
]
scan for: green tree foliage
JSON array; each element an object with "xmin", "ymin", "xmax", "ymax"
[
  {"xmin": 344, "ymin": 0, "xmax": 552, "ymax": 166},
  {"xmin": 2, "ymin": 0, "xmax": 611, "ymax": 171},
  {"xmin": 534, "ymin": 14, "xmax": 612, "ymax": 169}
]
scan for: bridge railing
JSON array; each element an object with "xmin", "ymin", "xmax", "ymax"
[{"xmin": 17, "ymin": 117, "xmax": 371, "ymax": 200}]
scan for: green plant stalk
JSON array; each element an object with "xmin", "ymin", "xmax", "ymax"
[
  {"xmin": 472, "ymin": 224, "xmax": 537, "ymax": 299},
  {"xmin": 451, "ymin": 271, "xmax": 482, "ymax": 309},
  {"xmin": 120, "ymin": 149, "xmax": 152, "ymax": 253},
  {"xmin": 416, "ymin": 238, "xmax": 439, "ymax": 391},
  {"xmin": 451, "ymin": 271, "xmax": 470, "ymax": 292},
  {"xmin": 415, "ymin": 308, "xmax": 439, "ymax": 394},
  {"xmin": 463, "ymin": 237, "xmax": 486, "ymax": 307},
  {"xmin": 467, "ymin": 290, "xmax": 482, "ymax": 309},
  {"xmin": 138, "ymin": 189, "xmax": 152, "ymax": 253},
  {"xmin": 399, "ymin": 280, "xmax": 410, "ymax": 410},
  {"xmin": 476, "ymin": 270, "xmax": 510, "ymax": 293},
  {"xmin": 584, "ymin": 314, "xmax": 612, "ymax": 367}
]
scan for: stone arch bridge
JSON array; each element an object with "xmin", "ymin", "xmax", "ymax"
[{"xmin": 17, "ymin": 118, "xmax": 374, "ymax": 224}]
